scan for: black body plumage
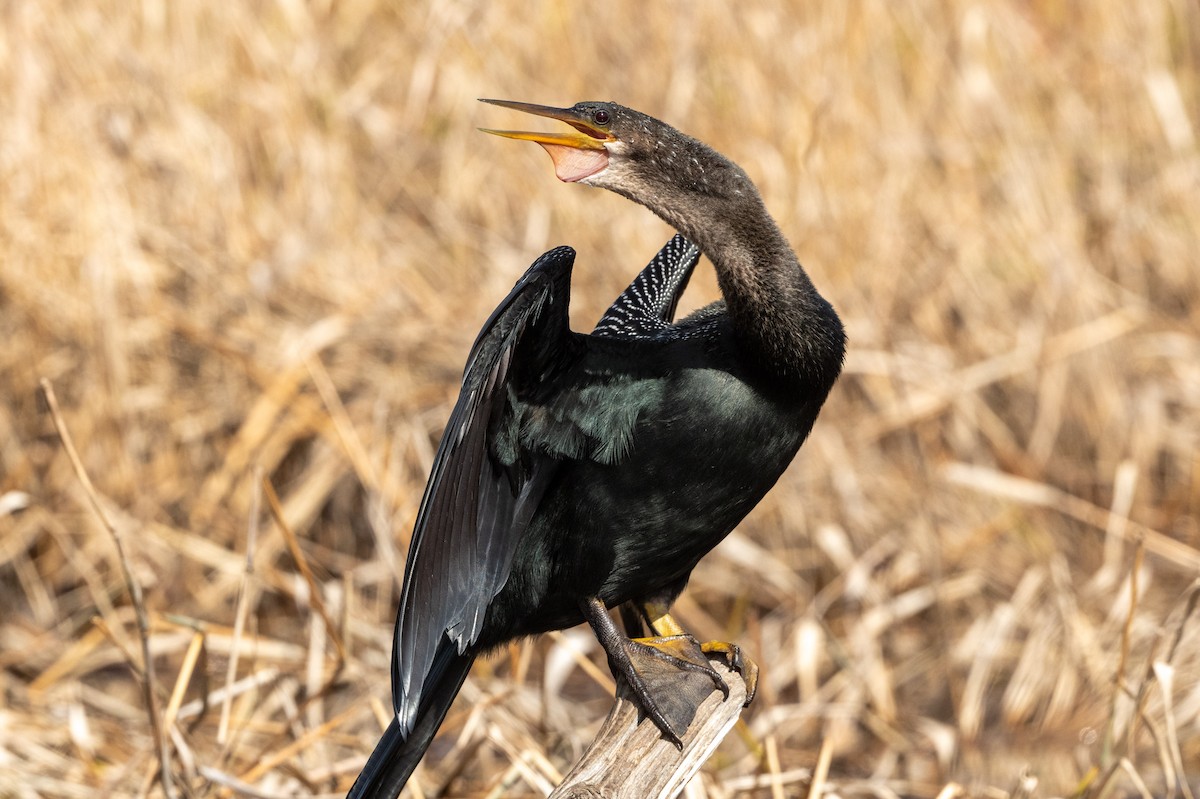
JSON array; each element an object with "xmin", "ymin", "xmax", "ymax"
[{"xmin": 348, "ymin": 102, "xmax": 845, "ymax": 799}]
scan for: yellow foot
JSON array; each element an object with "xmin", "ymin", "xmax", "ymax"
[
  {"xmin": 639, "ymin": 604, "xmax": 760, "ymax": 706},
  {"xmin": 698, "ymin": 640, "xmax": 759, "ymax": 706}
]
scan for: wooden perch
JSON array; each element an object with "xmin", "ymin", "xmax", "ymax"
[{"xmin": 550, "ymin": 658, "xmax": 748, "ymax": 799}]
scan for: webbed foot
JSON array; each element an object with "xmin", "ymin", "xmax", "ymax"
[
  {"xmin": 614, "ymin": 634, "xmax": 731, "ymax": 745},
  {"xmin": 582, "ymin": 597, "xmax": 751, "ymax": 748}
]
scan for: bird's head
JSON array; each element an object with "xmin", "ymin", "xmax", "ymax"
[
  {"xmin": 479, "ymin": 99, "xmax": 644, "ymax": 184},
  {"xmin": 481, "ymin": 99, "xmax": 748, "ymax": 196},
  {"xmin": 481, "ymin": 99, "xmax": 761, "ymax": 244}
]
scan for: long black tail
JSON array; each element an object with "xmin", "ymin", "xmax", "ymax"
[{"xmin": 347, "ymin": 648, "xmax": 477, "ymax": 799}]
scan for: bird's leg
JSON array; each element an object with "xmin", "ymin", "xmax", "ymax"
[
  {"xmin": 618, "ymin": 602, "xmax": 646, "ymax": 638},
  {"xmin": 639, "ymin": 601, "xmax": 759, "ymax": 706},
  {"xmin": 580, "ymin": 597, "xmax": 729, "ymax": 748}
]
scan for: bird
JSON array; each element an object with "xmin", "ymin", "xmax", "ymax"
[
  {"xmin": 347, "ymin": 233, "xmax": 702, "ymax": 798},
  {"xmin": 347, "ymin": 100, "xmax": 845, "ymax": 799}
]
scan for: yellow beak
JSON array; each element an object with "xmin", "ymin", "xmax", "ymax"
[
  {"xmin": 479, "ymin": 99, "xmax": 615, "ymax": 150},
  {"xmin": 480, "ymin": 99, "xmax": 615, "ymax": 183}
]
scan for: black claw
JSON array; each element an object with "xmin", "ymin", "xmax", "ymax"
[{"xmin": 729, "ymin": 645, "xmax": 744, "ymax": 673}]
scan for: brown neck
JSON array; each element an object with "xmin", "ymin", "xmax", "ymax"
[{"xmin": 602, "ymin": 144, "xmax": 844, "ymax": 390}]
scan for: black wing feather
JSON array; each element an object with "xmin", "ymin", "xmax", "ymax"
[
  {"xmin": 391, "ymin": 246, "xmax": 575, "ymax": 735},
  {"xmin": 592, "ymin": 234, "xmax": 700, "ymax": 339}
]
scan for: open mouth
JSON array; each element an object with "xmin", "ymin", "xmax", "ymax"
[{"xmin": 480, "ymin": 100, "xmax": 615, "ymax": 182}]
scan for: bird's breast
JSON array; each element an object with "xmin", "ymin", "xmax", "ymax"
[
  {"xmin": 561, "ymin": 364, "xmax": 814, "ymax": 599},
  {"xmin": 484, "ymin": 337, "xmax": 821, "ymax": 639}
]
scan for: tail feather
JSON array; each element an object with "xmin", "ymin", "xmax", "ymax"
[{"xmin": 347, "ymin": 649, "xmax": 476, "ymax": 799}]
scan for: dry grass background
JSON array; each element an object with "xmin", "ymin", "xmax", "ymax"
[{"xmin": 2, "ymin": 1, "xmax": 1199, "ymax": 797}]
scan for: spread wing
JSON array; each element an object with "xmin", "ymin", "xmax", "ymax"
[
  {"xmin": 391, "ymin": 245, "xmax": 577, "ymax": 735},
  {"xmin": 592, "ymin": 234, "xmax": 700, "ymax": 339}
]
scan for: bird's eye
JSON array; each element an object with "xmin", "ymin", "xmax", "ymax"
[{"xmin": 593, "ymin": 109, "xmax": 610, "ymax": 126}]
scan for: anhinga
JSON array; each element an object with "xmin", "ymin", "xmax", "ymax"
[{"xmin": 347, "ymin": 101, "xmax": 845, "ymax": 799}]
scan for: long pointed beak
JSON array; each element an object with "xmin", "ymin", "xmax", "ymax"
[{"xmin": 479, "ymin": 99, "xmax": 615, "ymax": 150}]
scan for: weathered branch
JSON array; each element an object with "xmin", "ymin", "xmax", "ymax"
[{"xmin": 551, "ymin": 658, "xmax": 747, "ymax": 799}]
